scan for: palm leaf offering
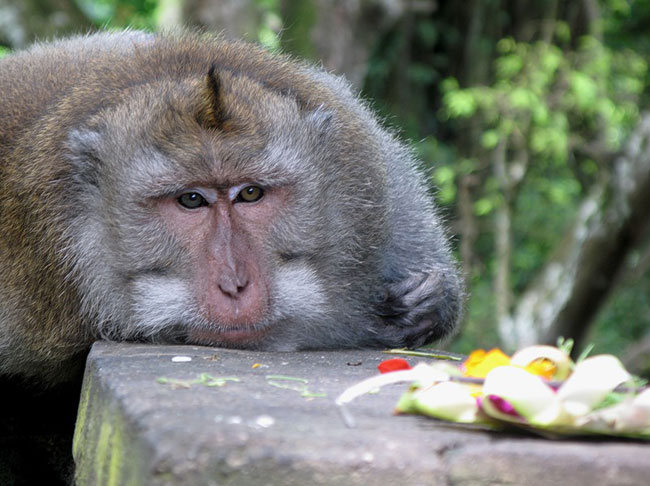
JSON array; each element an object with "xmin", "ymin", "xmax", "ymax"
[{"xmin": 337, "ymin": 345, "xmax": 650, "ymax": 439}]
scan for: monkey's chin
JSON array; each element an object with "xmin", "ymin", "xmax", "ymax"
[{"xmin": 187, "ymin": 324, "xmax": 271, "ymax": 348}]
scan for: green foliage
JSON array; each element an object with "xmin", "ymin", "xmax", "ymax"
[
  {"xmin": 440, "ymin": 35, "xmax": 645, "ymax": 235},
  {"xmin": 257, "ymin": 8, "xmax": 282, "ymax": 51},
  {"xmin": 363, "ymin": 14, "xmax": 447, "ymax": 137},
  {"xmin": 75, "ymin": 0, "xmax": 159, "ymax": 30},
  {"xmin": 74, "ymin": 0, "xmax": 283, "ymax": 49},
  {"xmin": 441, "ymin": 38, "xmax": 645, "ymax": 171},
  {"xmin": 419, "ymin": 138, "xmax": 460, "ymax": 204},
  {"xmin": 451, "ymin": 277, "xmax": 500, "ymax": 354},
  {"xmin": 278, "ymin": 1, "xmax": 317, "ymax": 60},
  {"xmin": 431, "ymin": 14, "xmax": 648, "ymax": 352}
]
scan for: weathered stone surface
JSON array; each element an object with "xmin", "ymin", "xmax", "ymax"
[{"xmin": 73, "ymin": 342, "xmax": 650, "ymax": 486}]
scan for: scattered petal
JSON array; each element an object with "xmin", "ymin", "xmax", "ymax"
[
  {"xmin": 378, "ymin": 358, "xmax": 412, "ymax": 373},
  {"xmin": 266, "ymin": 374, "xmax": 326, "ymax": 398}
]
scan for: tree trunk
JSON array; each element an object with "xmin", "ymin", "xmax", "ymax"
[
  {"xmin": 457, "ymin": 174, "xmax": 479, "ymax": 277},
  {"xmin": 492, "ymin": 139, "xmax": 516, "ymax": 348},
  {"xmin": 509, "ymin": 114, "xmax": 650, "ymax": 350},
  {"xmin": 282, "ymin": 0, "xmax": 411, "ymax": 88}
]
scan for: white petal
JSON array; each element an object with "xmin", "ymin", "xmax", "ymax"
[
  {"xmin": 482, "ymin": 366, "xmax": 565, "ymax": 425},
  {"xmin": 557, "ymin": 355, "xmax": 630, "ymax": 417},
  {"xmin": 634, "ymin": 388, "xmax": 650, "ymax": 407},
  {"xmin": 335, "ymin": 363, "xmax": 448, "ymax": 406},
  {"xmin": 578, "ymin": 393, "xmax": 650, "ymax": 435},
  {"xmin": 413, "ymin": 382, "xmax": 481, "ymax": 423}
]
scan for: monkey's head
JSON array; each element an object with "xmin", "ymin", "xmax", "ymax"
[
  {"xmin": 1, "ymin": 33, "xmax": 462, "ymax": 374},
  {"xmin": 65, "ymin": 61, "xmax": 392, "ymax": 350}
]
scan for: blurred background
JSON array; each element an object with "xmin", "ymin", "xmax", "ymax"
[{"xmin": 2, "ymin": 0, "xmax": 649, "ymax": 375}]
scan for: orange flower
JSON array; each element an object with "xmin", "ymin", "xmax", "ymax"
[{"xmin": 462, "ymin": 348, "xmax": 510, "ymax": 378}]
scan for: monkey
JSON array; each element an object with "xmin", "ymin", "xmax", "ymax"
[{"xmin": 0, "ymin": 31, "xmax": 463, "ymax": 386}]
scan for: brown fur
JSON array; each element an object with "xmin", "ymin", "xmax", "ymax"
[{"xmin": 0, "ymin": 31, "xmax": 463, "ymax": 384}]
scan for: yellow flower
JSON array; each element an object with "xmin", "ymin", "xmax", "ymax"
[
  {"xmin": 464, "ymin": 345, "xmax": 572, "ymax": 381},
  {"xmin": 510, "ymin": 345, "xmax": 572, "ymax": 380},
  {"xmin": 462, "ymin": 348, "xmax": 510, "ymax": 378},
  {"xmin": 523, "ymin": 359, "xmax": 556, "ymax": 380}
]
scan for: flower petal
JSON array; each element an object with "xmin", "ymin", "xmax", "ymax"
[
  {"xmin": 377, "ymin": 358, "xmax": 412, "ymax": 374},
  {"xmin": 557, "ymin": 355, "xmax": 630, "ymax": 417},
  {"xmin": 482, "ymin": 366, "xmax": 565, "ymax": 425},
  {"xmin": 463, "ymin": 348, "xmax": 510, "ymax": 378},
  {"xmin": 335, "ymin": 363, "xmax": 448, "ymax": 406},
  {"xmin": 411, "ymin": 381, "xmax": 482, "ymax": 423}
]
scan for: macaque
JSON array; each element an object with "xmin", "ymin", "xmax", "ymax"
[{"xmin": 0, "ymin": 31, "xmax": 463, "ymax": 384}]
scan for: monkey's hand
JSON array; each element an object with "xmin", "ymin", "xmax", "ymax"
[{"xmin": 376, "ymin": 271, "xmax": 460, "ymax": 348}]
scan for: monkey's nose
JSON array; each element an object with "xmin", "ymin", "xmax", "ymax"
[{"xmin": 218, "ymin": 273, "xmax": 248, "ymax": 298}]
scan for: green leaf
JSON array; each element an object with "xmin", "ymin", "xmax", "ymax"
[
  {"xmin": 569, "ymin": 72, "xmax": 599, "ymax": 110},
  {"xmin": 481, "ymin": 130, "xmax": 500, "ymax": 149},
  {"xmin": 443, "ymin": 90, "xmax": 477, "ymax": 118},
  {"xmin": 496, "ymin": 53, "xmax": 524, "ymax": 80},
  {"xmin": 496, "ymin": 37, "xmax": 516, "ymax": 54},
  {"xmin": 474, "ymin": 198, "xmax": 494, "ymax": 216},
  {"xmin": 433, "ymin": 166, "xmax": 455, "ymax": 185},
  {"xmin": 509, "ymin": 87, "xmax": 536, "ymax": 109},
  {"xmin": 440, "ymin": 77, "xmax": 459, "ymax": 93}
]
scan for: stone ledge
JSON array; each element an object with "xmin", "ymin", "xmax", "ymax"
[{"xmin": 73, "ymin": 341, "xmax": 650, "ymax": 485}]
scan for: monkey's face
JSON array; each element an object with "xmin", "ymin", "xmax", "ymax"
[
  {"xmin": 66, "ymin": 70, "xmax": 387, "ymax": 350},
  {"xmin": 156, "ymin": 183, "xmax": 276, "ymax": 346}
]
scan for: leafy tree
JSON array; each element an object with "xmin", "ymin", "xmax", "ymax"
[{"xmin": 439, "ymin": 31, "xmax": 647, "ymax": 351}]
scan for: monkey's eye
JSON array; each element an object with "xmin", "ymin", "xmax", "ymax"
[
  {"xmin": 177, "ymin": 192, "xmax": 208, "ymax": 209},
  {"xmin": 236, "ymin": 185, "xmax": 264, "ymax": 203}
]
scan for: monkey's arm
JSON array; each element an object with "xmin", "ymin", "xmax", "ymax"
[{"xmin": 374, "ymin": 146, "xmax": 464, "ymax": 348}]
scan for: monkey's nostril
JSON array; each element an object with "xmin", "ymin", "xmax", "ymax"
[
  {"xmin": 218, "ymin": 274, "xmax": 248, "ymax": 298},
  {"xmin": 218, "ymin": 279, "xmax": 236, "ymax": 297}
]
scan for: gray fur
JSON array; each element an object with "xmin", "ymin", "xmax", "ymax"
[{"xmin": 0, "ymin": 31, "xmax": 463, "ymax": 383}]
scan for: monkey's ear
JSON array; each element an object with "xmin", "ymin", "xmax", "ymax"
[
  {"xmin": 65, "ymin": 128, "xmax": 102, "ymax": 187},
  {"xmin": 197, "ymin": 65, "xmax": 230, "ymax": 130},
  {"xmin": 305, "ymin": 108, "xmax": 333, "ymax": 131},
  {"xmin": 305, "ymin": 107, "xmax": 335, "ymax": 143}
]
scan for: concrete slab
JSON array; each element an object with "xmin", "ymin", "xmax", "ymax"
[{"xmin": 73, "ymin": 341, "xmax": 650, "ymax": 486}]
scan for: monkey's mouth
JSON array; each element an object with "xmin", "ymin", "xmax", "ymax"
[{"xmin": 187, "ymin": 322, "xmax": 271, "ymax": 347}]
